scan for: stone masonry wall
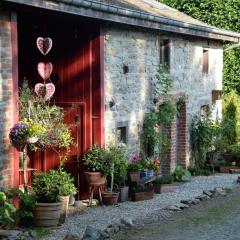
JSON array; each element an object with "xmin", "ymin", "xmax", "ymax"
[
  {"xmin": 0, "ymin": 10, "xmax": 15, "ymax": 188},
  {"xmin": 104, "ymin": 26, "xmax": 223, "ymax": 172}
]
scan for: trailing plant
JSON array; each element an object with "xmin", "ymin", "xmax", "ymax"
[{"xmin": 18, "ymin": 80, "xmax": 73, "ymax": 162}]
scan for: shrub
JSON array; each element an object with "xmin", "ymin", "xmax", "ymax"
[
  {"xmin": 173, "ymin": 166, "xmax": 191, "ymax": 182},
  {"xmin": 0, "ymin": 192, "xmax": 16, "ymax": 228},
  {"xmin": 154, "ymin": 175, "xmax": 174, "ymax": 184}
]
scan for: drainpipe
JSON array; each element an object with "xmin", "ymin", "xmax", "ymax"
[{"xmin": 224, "ymin": 42, "xmax": 240, "ymax": 52}]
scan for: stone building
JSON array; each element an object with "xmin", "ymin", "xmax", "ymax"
[{"xmin": 0, "ymin": 0, "xmax": 239, "ymax": 194}]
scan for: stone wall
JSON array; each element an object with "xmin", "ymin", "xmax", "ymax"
[
  {"xmin": 104, "ymin": 25, "xmax": 223, "ymax": 171},
  {"xmin": 0, "ymin": 10, "xmax": 15, "ymax": 188}
]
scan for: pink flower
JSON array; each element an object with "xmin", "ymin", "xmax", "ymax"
[{"xmin": 130, "ymin": 155, "xmax": 141, "ymax": 164}]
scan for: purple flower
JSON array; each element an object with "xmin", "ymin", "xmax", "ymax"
[{"xmin": 9, "ymin": 122, "xmax": 28, "ymax": 150}]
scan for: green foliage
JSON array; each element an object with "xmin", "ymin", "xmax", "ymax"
[
  {"xmin": 83, "ymin": 145, "xmax": 112, "ymax": 176},
  {"xmin": 127, "ymin": 162, "xmax": 142, "ymax": 172},
  {"xmin": 159, "ymin": 0, "xmax": 240, "ymax": 93},
  {"xmin": 155, "ymin": 64, "xmax": 173, "ymax": 96},
  {"xmin": 154, "ymin": 175, "xmax": 174, "ymax": 184},
  {"xmin": 222, "ymin": 91, "xmax": 240, "ymax": 145},
  {"xmin": 188, "ymin": 166, "xmax": 212, "ymax": 176},
  {"xmin": 32, "ymin": 169, "xmax": 77, "ymax": 203},
  {"xmin": 55, "ymin": 168, "xmax": 77, "ymax": 196},
  {"xmin": 190, "ymin": 113, "xmax": 215, "ymax": 167},
  {"xmin": 108, "ymin": 142, "xmax": 128, "ymax": 185},
  {"xmin": 7, "ymin": 189, "xmax": 35, "ymax": 220},
  {"xmin": 19, "ymin": 80, "xmax": 73, "ymax": 163},
  {"xmin": 0, "ymin": 192, "xmax": 16, "ymax": 228},
  {"xmin": 173, "ymin": 166, "xmax": 191, "ymax": 182},
  {"xmin": 142, "ymin": 65, "xmax": 178, "ymax": 161}
]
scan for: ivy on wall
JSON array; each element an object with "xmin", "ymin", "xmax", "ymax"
[{"xmin": 159, "ymin": 0, "xmax": 240, "ymax": 93}]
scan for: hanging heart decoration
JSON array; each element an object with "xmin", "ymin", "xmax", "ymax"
[
  {"xmin": 37, "ymin": 62, "xmax": 53, "ymax": 81},
  {"xmin": 36, "ymin": 37, "xmax": 53, "ymax": 55},
  {"xmin": 35, "ymin": 83, "xmax": 55, "ymax": 100}
]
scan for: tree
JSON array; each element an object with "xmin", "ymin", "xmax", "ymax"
[{"xmin": 159, "ymin": 0, "xmax": 240, "ymax": 93}]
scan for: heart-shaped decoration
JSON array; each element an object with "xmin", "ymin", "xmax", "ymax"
[
  {"xmin": 36, "ymin": 37, "xmax": 53, "ymax": 55},
  {"xmin": 35, "ymin": 83, "xmax": 55, "ymax": 100},
  {"xmin": 37, "ymin": 62, "xmax": 53, "ymax": 81}
]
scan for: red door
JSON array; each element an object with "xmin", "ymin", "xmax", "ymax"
[{"xmin": 18, "ymin": 11, "xmax": 104, "ymax": 199}]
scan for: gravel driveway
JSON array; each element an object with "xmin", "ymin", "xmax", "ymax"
[
  {"xmin": 115, "ymin": 184, "xmax": 240, "ymax": 240},
  {"xmin": 44, "ymin": 174, "xmax": 238, "ymax": 240}
]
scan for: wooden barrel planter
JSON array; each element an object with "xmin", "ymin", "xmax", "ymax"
[
  {"xmin": 33, "ymin": 202, "xmax": 61, "ymax": 227},
  {"xmin": 84, "ymin": 172, "xmax": 106, "ymax": 186},
  {"xmin": 102, "ymin": 192, "xmax": 119, "ymax": 205}
]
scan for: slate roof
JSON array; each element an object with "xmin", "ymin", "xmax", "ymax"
[{"xmin": 98, "ymin": 0, "xmax": 208, "ymax": 27}]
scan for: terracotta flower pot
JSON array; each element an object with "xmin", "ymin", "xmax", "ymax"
[
  {"xmin": 59, "ymin": 195, "xmax": 69, "ymax": 225},
  {"xmin": 84, "ymin": 172, "xmax": 106, "ymax": 186},
  {"xmin": 102, "ymin": 192, "xmax": 119, "ymax": 205},
  {"xmin": 33, "ymin": 202, "xmax": 61, "ymax": 227},
  {"xmin": 128, "ymin": 171, "xmax": 140, "ymax": 183}
]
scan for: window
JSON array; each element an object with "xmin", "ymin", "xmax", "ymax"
[
  {"xmin": 117, "ymin": 127, "xmax": 127, "ymax": 144},
  {"xmin": 116, "ymin": 121, "xmax": 129, "ymax": 144},
  {"xmin": 160, "ymin": 39, "xmax": 170, "ymax": 67},
  {"xmin": 203, "ymin": 49, "xmax": 209, "ymax": 74}
]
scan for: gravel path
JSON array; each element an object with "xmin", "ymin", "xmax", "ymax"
[
  {"xmin": 44, "ymin": 174, "xmax": 238, "ymax": 240},
  {"xmin": 115, "ymin": 183, "xmax": 240, "ymax": 240}
]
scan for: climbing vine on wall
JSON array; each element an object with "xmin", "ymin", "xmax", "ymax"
[{"xmin": 142, "ymin": 65, "xmax": 179, "ymax": 160}]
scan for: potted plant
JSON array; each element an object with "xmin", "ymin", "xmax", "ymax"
[
  {"xmin": 56, "ymin": 168, "xmax": 77, "ymax": 224},
  {"xmin": 128, "ymin": 155, "xmax": 142, "ymax": 183},
  {"xmin": 102, "ymin": 142, "xmax": 128, "ymax": 205},
  {"xmin": 131, "ymin": 184, "xmax": 154, "ymax": 202},
  {"xmin": 83, "ymin": 145, "xmax": 110, "ymax": 185},
  {"xmin": 31, "ymin": 170, "xmax": 62, "ymax": 227}
]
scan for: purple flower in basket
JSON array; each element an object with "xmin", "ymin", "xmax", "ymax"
[{"xmin": 9, "ymin": 122, "xmax": 28, "ymax": 150}]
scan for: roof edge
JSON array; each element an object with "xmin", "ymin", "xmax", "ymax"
[{"xmin": 3, "ymin": 0, "xmax": 240, "ymax": 42}]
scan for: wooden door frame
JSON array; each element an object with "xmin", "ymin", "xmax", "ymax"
[
  {"xmin": 11, "ymin": 11, "xmax": 19, "ymax": 188},
  {"xmin": 11, "ymin": 11, "xmax": 105, "ymax": 187}
]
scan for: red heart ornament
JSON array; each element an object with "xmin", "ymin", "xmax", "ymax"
[
  {"xmin": 35, "ymin": 83, "xmax": 55, "ymax": 100},
  {"xmin": 37, "ymin": 62, "xmax": 53, "ymax": 81},
  {"xmin": 36, "ymin": 37, "xmax": 53, "ymax": 55}
]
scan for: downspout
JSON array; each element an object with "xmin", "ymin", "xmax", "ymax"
[{"xmin": 224, "ymin": 42, "xmax": 240, "ymax": 52}]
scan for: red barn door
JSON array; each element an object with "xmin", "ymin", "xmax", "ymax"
[{"xmin": 18, "ymin": 12, "xmax": 104, "ymax": 199}]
